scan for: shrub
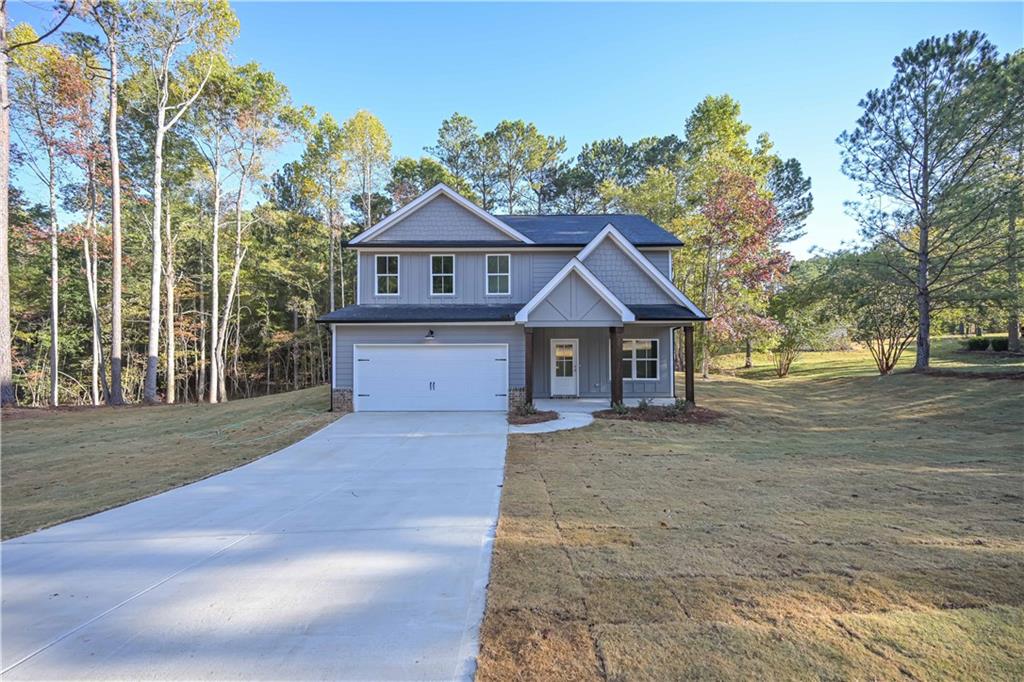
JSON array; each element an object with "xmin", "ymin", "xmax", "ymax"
[
  {"xmin": 514, "ymin": 401, "xmax": 537, "ymax": 417},
  {"xmin": 612, "ymin": 402, "xmax": 629, "ymax": 415},
  {"xmin": 990, "ymin": 337, "xmax": 1009, "ymax": 352},
  {"xmin": 966, "ymin": 337, "xmax": 991, "ymax": 351},
  {"xmin": 636, "ymin": 398, "xmax": 651, "ymax": 412},
  {"xmin": 674, "ymin": 398, "xmax": 691, "ymax": 411}
]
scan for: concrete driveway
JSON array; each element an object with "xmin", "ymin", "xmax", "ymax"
[{"xmin": 1, "ymin": 412, "xmax": 508, "ymax": 681}]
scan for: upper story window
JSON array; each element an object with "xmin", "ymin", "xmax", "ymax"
[
  {"xmin": 375, "ymin": 255, "xmax": 399, "ymax": 295},
  {"xmin": 430, "ymin": 255, "xmax": 454, "ymax": 295},
  {"xmin": 622, "ymin": 339, "xmax": 659, "ymax": 380},
  {"xmin": 486, "ymin": 254, "xmax": 510, "ymax": 296}
]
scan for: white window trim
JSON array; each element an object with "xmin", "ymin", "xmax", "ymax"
[
  {"xmin": 621, "ymin": 338, "xmax": 660, "ymax": 381},
  {"xmin": 485, "ymin": 253, "xmax": 511, "ymax": 296},
  {"xmin": 429, "ymin": 254, "xmax": 456, "ymax": 297},
  {"xmin": 374, "ymin": 254, "xmax": 400, "ymax": 297}
]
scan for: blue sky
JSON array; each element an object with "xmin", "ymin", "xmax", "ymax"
[{"xmin": 11, "ymin": 1, "xmax": 1024, "ymax": 257}]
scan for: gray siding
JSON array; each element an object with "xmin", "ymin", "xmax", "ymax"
[
  {"xmin": 369, "ymin": 195, "xmax": 515, "ymax": 242},
  {"xmin": 527, "ymin": 272, "xmax": 621, "ymax": 326},
  {"xmin": 333, "ymin": 324, "xmax": 526, "ymax": 390},
  {"xmin": 641, "ymin": 249, "xmax": 672, "ymax": 278},
  {"xmin": 531, "ymin": 326, "xmax": 674, "ymax": 399},
  {"xmin": 358, "ymin": 251, "xmax": 575, "ymax": 305},
  {"xmin": 582, "ymin": 240, "xmax": 676, "ymax": 305}
]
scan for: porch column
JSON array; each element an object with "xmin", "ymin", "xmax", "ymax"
[
  {"xmin": 610, "ymin": 326, "xmax": 623, "ymax": 407},
  {"xmin": 684, "ymin": 325, "xmax": 695, "ymax": 405},
  {"xmin": 524, "ymin": 327, "xmax": 534, "ymax": 404}
]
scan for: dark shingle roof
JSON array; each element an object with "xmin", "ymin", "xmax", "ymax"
[
  {"xmin": 317, "ymin": 305, "xmax": 520, "ymax": 324},
  {"xmin": 495, "ymin": 214, "xmax": 682, "ymax": 247},
  {"xmin": 317, "ymin": 303, "xmax": 706, "ymax": 324}
]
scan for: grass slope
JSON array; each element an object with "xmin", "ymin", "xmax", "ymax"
[
  {"xmin": 477, "ymin": 346, "xmax": 1024, "ymax": 680},
  {"xmin": 1, "ymin": 386, "xmax": 337, "ymax": 539}
]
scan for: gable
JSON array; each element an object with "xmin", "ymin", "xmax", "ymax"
[
  {"xmin": 581, "ymin": 239, "xmax": 677, "ymax": 305},
  {"xmin": 364, "ymin": 194, "xmax": 517, "ymax": 243},
  {"xmin": 527, "ymin": 272, "xmax": 623, "ymax": 325}
]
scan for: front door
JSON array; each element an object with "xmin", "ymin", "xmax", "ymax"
[{"xmin": 550, "ymin": 339, "xmax": 579, "ymax": 397}]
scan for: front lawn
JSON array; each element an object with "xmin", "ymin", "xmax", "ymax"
[
  {"xmin": 1, "ymin": 386, "xmax": 338, "ymax": 539},
  {"xmin": 477, "ymin": 348, "xmax": 1024, "ymax": 680}
]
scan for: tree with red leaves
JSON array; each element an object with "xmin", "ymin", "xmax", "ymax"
[{"xmin": 692, "ymin": 166, "xmax": 791, "ymax": 376}]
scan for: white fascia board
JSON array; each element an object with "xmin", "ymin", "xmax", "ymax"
[
  {"xmin": 348, "ymin": 183, "xmax": 534, "ymax": 245},
  {"xmin": 578, "ymin": 224, "xmax": 707, "ymax": 318},
  {"xmin": 515, "ymin": 258, "xmax": 635, "ymax": 323}
]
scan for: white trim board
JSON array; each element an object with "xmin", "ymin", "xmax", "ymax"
[
  {"xmin": 348, "ymin": 184, "xmax": 534, "ymax": 245},
  {"xmin": 515, "ymin": 258, "xmax": 635, "ymax": 324},
  {"xmin": 577, "ymin": 224, "xmax": 706, "ymax": 318}
]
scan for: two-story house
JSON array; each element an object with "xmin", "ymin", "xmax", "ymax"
[{"xmin": 318, "ymin": 184, "xmax": 708, "ymax": 412}]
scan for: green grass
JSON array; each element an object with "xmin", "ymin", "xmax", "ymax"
[
  {"xmin": 717, "ymin": 336, "xmax": 1024, "ymax": 381},
  {"xmin": 1, "ymin": 386, "xmax": 338, "ymax": 539},
  {"xmin": 478, "ymin": 346, "xmax": 1024, "ymax": 680}
]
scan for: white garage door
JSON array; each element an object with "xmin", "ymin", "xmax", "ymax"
[{"xmin": 353, "ymin": 344, "xmax": 509, "ymax": 412}]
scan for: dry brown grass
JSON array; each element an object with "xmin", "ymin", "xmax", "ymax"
[
  {"xmin": 477, "ymin": 360, "xmax": 1024, "ymax": 680},
  {"xmin": 1, "ymin": 386, "xmax": 338, "ymax": 539}
]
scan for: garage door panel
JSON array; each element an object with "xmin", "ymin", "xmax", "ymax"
[{"xmin": 353, "ymin": 344, "xmax": 508, "ymax": 412}]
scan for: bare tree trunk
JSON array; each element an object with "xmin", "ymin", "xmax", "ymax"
[
  {"xmin": 105, "ymin": 25, "xmax": 124, "ymax": 405},
  {"xmin": 1008, "ymin": 203, "xmax": 1021, "ymax": 353},
  {"xmin": 47, "ymin": 152, "xmax": 59, "ymax": 406},
  {"xmin": 83, "ymin": 158, "xmax": 107, "ymax": 405},
  {"xmin": 164, "ymin": 201, "xmax": 175, "ymax": 404},
  {"xmin": 292, "ymin": 307, "xmax": 299, "ymax": 390},
  {"xmin": 0, "ymin": 9, "xmax": 15, "ymax": 406},
  {"xmin": 232, "ymin": 292, "xmax": 240, "ymax": 394},
  {"xmin": 338, "ymin": 242, "xmax": 345, "ymax": 308},
  {"xmin": 199, "ymin": 267, "xmax": 207, "ymax": 400},
  {"xmin": 743, "ymin": 338, "xmax": 752, "ymax": 368},
  {"xmin": 143, "ymin": 115, "xmax": 166, "ymax": 403},
  {"xmin": 209, "ymin": 150, "xmax": 221, "ymax": 403},
  {"xmin": 327, "ymin": 213, "xmax": 335, "ymax": 310},
  {"xmin": 914, "ymin": 149, "xmax": 931, "ymax": 371},
  {"xmin": 216, "ymin": 169, "xmax": 249, "ymax": 403}
]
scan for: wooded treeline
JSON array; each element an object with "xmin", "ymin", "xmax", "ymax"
[{"xmin": 0, "ymin": 1, "xmax": 1020, "ymax": 407}]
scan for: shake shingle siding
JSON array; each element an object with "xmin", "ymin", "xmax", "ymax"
[
  {"xmin": 371, "ymin": 195, "xmax": 516, "ymax": 242},
  {"xmin": 582, "ymin": 240, "xmax": 676, "ymax": 305}
]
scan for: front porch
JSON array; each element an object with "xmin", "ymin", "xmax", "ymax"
[{"xmin": 523, "ymin": 324, "xmax": 696, "ymax": 407}]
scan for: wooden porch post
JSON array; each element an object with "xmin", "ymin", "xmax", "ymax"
[
  {"xmin": 610, "ymin": 326, "xmax": 623, "ymax": 407},
  {"xmin": 684, "ymin": 325, "xmax": 695, "ymax": 405},
  {"xmin": 524, "ymin": 327, "xmax": 534, "ymax": 404}
]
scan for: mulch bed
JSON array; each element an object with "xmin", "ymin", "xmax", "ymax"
[
  {"xmin": 507, "ymin": 410, "xmax": 559, "ymax": 426},
  {"xmin": 594, "ymin": 404, "xmax": 723, "ymax": 423}
]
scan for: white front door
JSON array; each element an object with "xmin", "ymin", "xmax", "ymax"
[{"xmin": 550, "ymin": 339, "xmax": 579, "ymax": 397}]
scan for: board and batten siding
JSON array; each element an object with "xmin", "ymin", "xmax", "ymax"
[
  {"xmin": 332, "ymin": 324, "xmax": 526, "ymax": 390},
  {"xmin": 530, "ymin": 326, "xmax": 674, "ymax": 399}
]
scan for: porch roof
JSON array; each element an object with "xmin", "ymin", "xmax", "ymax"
[{"xmin": 317, "ymin": 303, "xmax": 707, "ymax": 324}]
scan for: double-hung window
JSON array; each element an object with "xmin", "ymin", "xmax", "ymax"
[
  {"xmin": 486, "ymin": 254, "xmax": 510, "ymax": 295},
  {"xmin": 431, "ymin": 255, "xmax": 454, "ymax": 295},
  {"xmin": 622, "ymin": 339, "xmax": 659, "ymax": 380},
  {"xmin": 375, "ymin": 255, "xmax": 399, "ymax": 295}
]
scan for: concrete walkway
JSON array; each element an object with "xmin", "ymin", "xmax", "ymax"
[
  {"xmin": 1, "ymin": 412, "xmax": 508, "ymax": 681},
  {"xmin": 509, "ymin": 397, "xmax": 677, "ymax": 435}
]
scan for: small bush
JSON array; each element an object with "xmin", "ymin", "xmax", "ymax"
[
  {"xmin": 674, "ymin": 398, "xmax": 691, "ymax": 412},
  {"xmin": 636, "ymin": 398, "xmax": 651, "ymax": 412},
  {"xmin": 514, "ymin": 401, "xmax": 537, "ymax": 417},
  {"xmin": 612, "ymin": 402, "xmax": 629, "ymax": 415},
  {"xmin": 990, "ymin": 337, "xmax": 1010, "ymax": 352},
  {"xmin": 966, "ymin": 337, "xmax": 991, "ymax": 351}
]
